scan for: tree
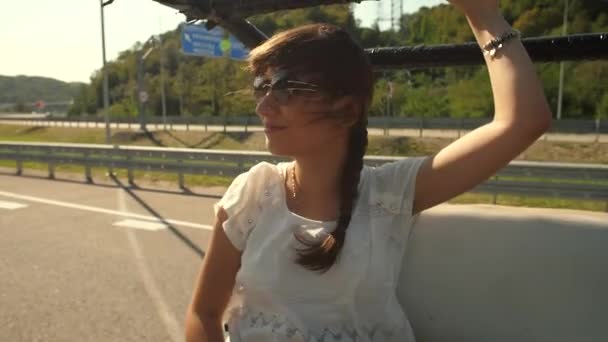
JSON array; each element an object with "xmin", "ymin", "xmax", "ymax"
[
  {"xmin": 447, "ymin": 68, "xmax": 494, "ymax": 118},
  {"xmin": 66, "ymin": 2, "xmax": 606, "ymax": 121}
]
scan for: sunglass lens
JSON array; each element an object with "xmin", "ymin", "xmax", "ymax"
[
  {"xmin": 253, "ymin": 87, "xmax": 267, "ymax": 101},
  {"xmin": 273, "ymin": 89, "xmax": 290, "ymax": 104},
  {"xmin": 253, "ymin": 77, "xmax": 269, "ymax": 101}
]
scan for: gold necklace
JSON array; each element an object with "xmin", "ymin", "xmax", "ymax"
[{"xmin": 290, "ymin": 164, "xmax": 298, "ymax": 201}]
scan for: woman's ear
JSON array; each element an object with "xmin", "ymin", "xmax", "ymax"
[{"xmin": 331, "ymin": 96, "xmax": 361, "ymax": 128}]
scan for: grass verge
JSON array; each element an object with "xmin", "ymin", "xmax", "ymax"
[{"xmin": 1, "ymin": 159, "xmax": 605, "ymax": 213}]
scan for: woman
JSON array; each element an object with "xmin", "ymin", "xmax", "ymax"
[{"xmin": 185, "ymin": 0, "xmax": 552, "ymax": 340}]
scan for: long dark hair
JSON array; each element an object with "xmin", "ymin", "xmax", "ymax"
[{"xmin": 247, "ymin": 23, "xmax": 374, "ymax": 272}]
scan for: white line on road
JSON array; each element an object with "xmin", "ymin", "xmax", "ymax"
[
  {"xmin": 113, "ymin": 219, "xmax": 168, "ymax": 231},
  {"xmin": 118, "ymin": 189, "xmax": 182, "ymax": 342},
  {"xmin": 0, "ymin": 190, "xmax": 212, "ymax": 231},
  {"xmin": 0, "ymin": 200, "xmax": 28, "ymax": 210}
]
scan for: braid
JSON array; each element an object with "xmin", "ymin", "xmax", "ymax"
[{"xmin": 295, "ymin": 118, "xmax": 368, "ymax": 273}]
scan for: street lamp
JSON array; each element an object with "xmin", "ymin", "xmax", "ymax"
[
  {"xmin": 556, "ymin": 0, "xmax": 569, "ymax": 120},
  {"xmin": 100, "ymin": 0, "xmax": 116, "ymax": 144}
]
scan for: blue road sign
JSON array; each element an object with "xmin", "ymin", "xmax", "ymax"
[{"xmin": 181, "ymin": 24, "xmax": 249, "ymax": 60}]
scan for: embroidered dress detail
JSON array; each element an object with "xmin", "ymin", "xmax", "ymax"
[
  {"xmin": 242, "ymin": 309, "xmax": 359, "ymax": 341},
  {"xmin": 214, "ymin": 158, "xmax": 427, "ymax": 342}
]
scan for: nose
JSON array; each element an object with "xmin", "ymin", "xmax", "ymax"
[{"xmin": 255, "ymin": 92, "xmax": 280, "ymax": 119}]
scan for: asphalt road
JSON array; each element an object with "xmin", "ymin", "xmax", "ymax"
[
  {"xmin": 2, "ymin": 168, "xmax": 607, "ymax": 341},
  {"xmin": 0, "ymin": 170, "xmax": 223, "ymax": 342},
  {"xmin": 2, "ymin": 120, "xmax": 606, "ymax": 143}
]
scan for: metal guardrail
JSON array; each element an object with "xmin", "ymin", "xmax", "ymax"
[
  {"xmin": 2, "ymin": 116, "xmax": 607, "ymax": 137},
  {"xmin": 1, "ymin": 142, "xmax": 607, "ymax": 208}
]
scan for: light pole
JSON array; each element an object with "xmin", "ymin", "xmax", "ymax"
[
  {"xmin": 158, "ymin": 34, "xmax": 168, "ymax": 130},
  {"xmin": 100, "ymin": 0, "xmax": 116, "ymax": 144},
  {"xmin": 137, "ymin": 35, "xmax": 167, "ymax": 131},
  {"xmin": 137, "ymin": 46, "xmax": 154, "ymax": 131},
  {"xmin": 136, "ymin": 36, "xmax": 165, "ymax": 132},
  {"xmin": 556, "ymin": 0, "xmax": 569, "ymax": 120}
]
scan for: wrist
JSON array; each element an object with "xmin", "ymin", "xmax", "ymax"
[
  {"xmin": 463, "ymin": 7, "xmax": 506, "ymax": 32},
  {"xmin": 463, "ymin": 8, "xmax": 513, "ymax": 48}
]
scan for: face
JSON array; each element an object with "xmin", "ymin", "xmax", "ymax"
[{"xmin": 254, "ymin": 68, "xmax": 356, "ymax": 157}]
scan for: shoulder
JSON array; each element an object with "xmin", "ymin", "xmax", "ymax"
[
  {"xmin": 230, "ymin": 161, "xmax": 283, "ymax": 191},
  {"xmin": 214, "ymin": 161, "xmax": 285, "ymax": 251},
  {"xmin": 221, "ymin": 161, "xmax": 284, "ymax": 204},
  {"xmin": 363, "ymin": 156, "xmax": 429, "ymax": 215},
  {"xmin": 247, "ymin": 161, "xmax": 283, "ymax": 178},
  {"xmin": 366, "ymin": 156, "xmax": 428, "ymax": 190}
]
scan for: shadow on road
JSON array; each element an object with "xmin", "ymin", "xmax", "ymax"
[
  {"xmin": 112, "ymin": 128, "xmax": 167, "ymax": 147},
  {"xmin": 164, "ymin": 130, "xmax": 219, "ymax": 149},
  {"xmin": 110, "ymin": 173, "xmax": 205, "ymax": 259},
  {"xmin": 0, "ymin": 168, "xmax": 222, "ymax": 201}
]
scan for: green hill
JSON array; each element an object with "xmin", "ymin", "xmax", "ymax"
[{"xmin": 0, "ymin": 75, "xmax": 83, "ymax": 105}]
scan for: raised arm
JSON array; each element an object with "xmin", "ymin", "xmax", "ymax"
[{"xmin": 413, "ymin": 1, "xmax": 552, "ymax": 214}]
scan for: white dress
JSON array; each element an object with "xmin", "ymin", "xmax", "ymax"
[{"xmin": 213, "ymin": 157, "xmax": 427, "ymax": 342}]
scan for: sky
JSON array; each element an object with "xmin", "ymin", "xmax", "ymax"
[{"xmin": 0, "ymin": 0, "xmax": 445, "ymax": 84}]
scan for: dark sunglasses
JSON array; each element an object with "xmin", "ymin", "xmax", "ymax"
[{"xmin": 253, "ymin": 71, "xmax": 323, "ymax": 105}]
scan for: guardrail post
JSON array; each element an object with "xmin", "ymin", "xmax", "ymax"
[
  {"xmin": 16, "ymin": 146, "xmax": 23, "ymax": 176},
  {"xmin": 85, "ymin": 151, "xmax": 93, "ymax": 183},
  {"xmin": 127, "ymin": 154, "xmax": 135, "ymax": 186},
  {"xmin": 492, "ymin": 176, "xmax": 499, "ymax": 204},
  {"xmin": 384, "ymin": 115, "xmax": 389, "ymax": 136},
  {"xmin": 596, "ymin": 117, "xmax": 600, "ymax": 143},
  {"xmin": 48, "ymin": 149, "xmax": 55, "ymax": 180},
  {"xmin": 178, "ymin": 159, "xmax": 185, "ymax": 189},
  {"xmin": 236, "ymin": 157, "xmax": 244, "ymax": 172},
  {"xmin": 458, "ymin": 118, "xmax": 463, "ymax": 138},
  {"xmin": 106, "ymin": 149, "xmax": 114, "ymax": 177}
]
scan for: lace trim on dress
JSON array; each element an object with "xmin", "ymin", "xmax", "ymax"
[
  {"xmin": 244, "ymin": 309, "xmax": 358, "ymax": 341},
  {"xmin": 231, "ymin": 307, "xmax": 401, "ymax": 342}
]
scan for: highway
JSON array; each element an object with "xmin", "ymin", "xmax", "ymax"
[
  {"xmin": 2, "ymin": 119, "xmax": 607, "ymax": 143},
  {"xmin": 0, "ymin": 170, "xmax": 220, "ymax": 342},
  {"xmin": 2, "ymin": 168, "xmax": 607, "ymax": 341}
]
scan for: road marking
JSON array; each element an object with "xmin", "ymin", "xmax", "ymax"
[
  {"xmin": 117, "ymin": 189, "xmax": 181, "ymax": 342},
  {"xmin": 0, "ymin": 190, "xmax": 212, "ymax": 231},
  {"xmin": 113, "ymin": 219, "xmax": 167, "ymax": 231},
  {"xmin": 117, "ymin": 190, "xmax": 182, "ymax": 342},
  {"xmin": 0, "ymin": 200, "xmax": 28, "ymax": 210}
]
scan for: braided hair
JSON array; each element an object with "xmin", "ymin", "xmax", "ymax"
[
  {"xmin": 248, "ymin": 23, "xmax": 374, "ymax": 272},
  {"xmin": 294, "ymin": 117, "xmax": 368, "ymax": 272}
]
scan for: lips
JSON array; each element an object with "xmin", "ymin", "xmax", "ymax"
[{"xmin": 263, "ymin": 124, "xmax": 287, "ymax": 133}]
